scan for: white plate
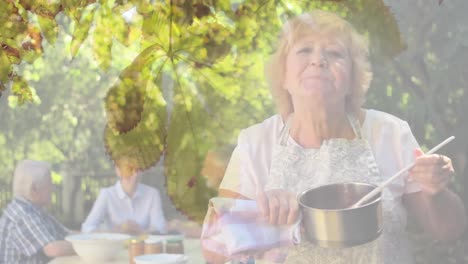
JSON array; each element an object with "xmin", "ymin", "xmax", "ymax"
[{"xmin": 134, "ymin": 253, "xmax": 188, "ymax": 264}]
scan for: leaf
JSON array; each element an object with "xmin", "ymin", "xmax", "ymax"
[
  {"xmin": 200, "ymin": 146, "xmax": 235, "ymax": 188},
  {"xmin": 141, "ymin": 5, "xmax": 169, "ymax": 46},
  {"xmin": 0, "ymin": 50, "xmax": 11, "ymax": 83},
  {"xmin": 134, "ymin": 0, "xmax": 156, "ymax": 15},
  {"xmin": 343, "ymin": 0, "xmax": 406, "ymax": 59},
  {"xmin": 61, "ymin": 0, "xmax": 96, "ymax": 21},
  {"xmin": 105, "ymin": 44, "xmax": 166, "ymax": 134},
  {"xmin": 11, "ymin": 75, "xmax": 33, "ymax": 105},
  {"xmin": 92, "ymin": 7, "xmax": 112, "ymax": 70},
  {"xmin": 0, "ymin": 1, "xmax": 28, "ymax": 40},
  {"xmin": 110, "ymin": 12, "xmax": 131, "ymax": 46},
  {"xmin": 37, "ymin": 14, "xmax": 58, "ymax": 44},
  {"xmin": 162, "ymin": 58, "xmax": 254, "ymax": 223},
  {"xmin": 104, "ymin": 79, "xmax": 167, "ymax": 173},
  {"xmin": 16, "ymin": 25, "xmax": 43, "ymax": 63},
  {"xmin": 18, "ymin": 0, "xmax": 62, "ymax": 19},
  {"xmin": 0, "ymin": 81, "xmax": 5, "ymax": 98},
  {"xmin": 164, "ymin": 91, "xmax": 218, "ymax": 223},
  {"xmin": 70, "ymin": 5, "xmax": 96, "ymax": 57},
  {"xmin": 126, "ymin": 26, "xmax": 142, "ymax": 47}
]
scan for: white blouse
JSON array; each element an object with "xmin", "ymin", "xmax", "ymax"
[
  {"xmin": 81, "ymin": 182, "xmax": 167, "ymax": 233},
  {"xmin": 219, "ymin": 109, "xmax": 421, "ymax": 200}
]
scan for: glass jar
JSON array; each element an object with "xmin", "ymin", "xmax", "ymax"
[
  {"xmin": 165, "ymin": 238, "xmax": 184, "ymax": 254},
  {"xmin": 128, "ymin": 240, "xmax": 144, "ymax": 264},
  {"xmin": 144, "ymin": 238, "xmax": 163, "ymax": 254}
]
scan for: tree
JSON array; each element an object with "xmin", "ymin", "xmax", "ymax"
[{"xmin": 0, "ymin": 0, "xmax": 426, "ymax": 223}]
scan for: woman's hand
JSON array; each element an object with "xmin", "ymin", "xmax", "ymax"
[
  {"xmin": 257, "ymin": 189, "xmax": 299, "ymax": 225},
  {"xmin": 409, "ymin": 148, "xmax": 455, "ymax": 195}
]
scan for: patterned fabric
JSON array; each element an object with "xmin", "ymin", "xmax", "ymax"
[
  {"xmin": 201, "ymin": 197, "xmax": 300, "ymax": 262},
  {"xmin": 218, "ymin": 110, "xmax": 422, "ymax": 201},
  {"xmin": 261, "ymin": 114, "xmax": 413, "ymax": 264},
  {"xmin": 0, "ymin": 198, "xmax": 68, "ymax": 264}
]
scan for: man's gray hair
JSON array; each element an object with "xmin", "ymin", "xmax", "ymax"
[{"xmin": 13, "ymin": 160, "xmax": 51, "ymax": 199}]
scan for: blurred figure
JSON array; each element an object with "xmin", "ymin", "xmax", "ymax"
[
  {"xmin": 81, "ymin": 156, "xmax": 167, "ymax": 235},
  {"xmin": 168, "ymin": 218, "xmax": 202, "ymax": 238},
  {"xmin": 0, "ymin": 160, "xmax": 75, "ymax": 264}
]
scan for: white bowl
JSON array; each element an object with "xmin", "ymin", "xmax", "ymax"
[
  {"xmin": 134, "ymin": 254, "xmax": 188, "ymax": 264},
  {"xmin": 146, "ymin": 234, "xmax": 184, "ymax": 244},
  {"xmin": 65, "ymin": 233, "xmax": 130, "ymax": 263}
]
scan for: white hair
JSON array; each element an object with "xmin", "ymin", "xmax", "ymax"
[{"xmin": 13, "ymin": 160, "xmax": 51, "ymax": 199}]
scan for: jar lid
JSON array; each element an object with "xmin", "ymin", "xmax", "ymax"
[
  {"xmin": 144, "ymin": 236, "xmax": 165, "ymax": 244},
  {"xmin": 164, "ymin": 234, "xmax": 184, "ymax": 242},
  {"xmin": 166, "ymin": 238, "xmax": 183, "ymax": 243}
]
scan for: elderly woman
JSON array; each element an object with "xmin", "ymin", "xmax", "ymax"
[
  {"xmin": 202, "ymin": 10, "xmax": 466, "ymax": 264},
  {"xmin": 0, "ymin": 160, "xmax": 75, "ymax": 264},
  {"xmin": 81, "ymin": 156, "xmax": 167, "ymax": 235}
]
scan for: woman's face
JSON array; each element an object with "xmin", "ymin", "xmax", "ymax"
[
  {"xmin": 119, "ymin": 172, "xmax": 139, "ymax": 187},
  {"xmin": 284, "ymin": 33, "xmax": 352, "ymax": 109},
  {"xmin": 116, "ymin": 164, "xmax": 140, "ymax": 190}
]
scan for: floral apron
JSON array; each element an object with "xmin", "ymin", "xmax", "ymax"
[{"xmin": 262, "ymin": 113, "xmax": 413, "ymax": 264}]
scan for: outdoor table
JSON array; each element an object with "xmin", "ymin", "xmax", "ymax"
[{"xmin": 48, "ymin": 238, "xmax": 205, "ymax": 264}]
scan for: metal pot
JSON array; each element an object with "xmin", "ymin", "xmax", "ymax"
[{"xmin": 298, "ymin": 182, "xmax": 383, "ymax": 248}]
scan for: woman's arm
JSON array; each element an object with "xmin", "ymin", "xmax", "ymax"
[
  {"xmin": 149, "ymin": 189, "xmax": 168, "ymax": 234},
  {"xmin": 403, "ymin": 150, "xmax": 466, "ymax": 241},
  {"xmin": 403, "ymin": 188, "xmax": 466, "ymax": 240}
]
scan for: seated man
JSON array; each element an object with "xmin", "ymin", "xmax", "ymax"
[{"xmin": 0, "ymin": 160, "xmax": 75, "ymax": 264}]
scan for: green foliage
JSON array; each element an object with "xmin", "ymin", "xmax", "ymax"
[
  {"xmin": 70, "ymin": 4, "xmax": 96, "ymax": 57},
  {"xmin": 37, "ymin": 14, "xmax": 59, "ymax": 44},
  {"xmin": 0, "ymin": 0, "xmax": 442, "ymax": 220},
  {"xmin": 1, "ymin": 3, "xmax": 467, "ymax": 261}
]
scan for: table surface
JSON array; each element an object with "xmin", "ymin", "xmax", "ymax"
[{"xmin": 48, "ymin": 238, "xmax": 206, "ymax": 264}]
